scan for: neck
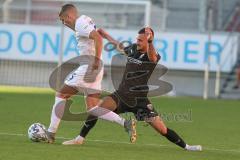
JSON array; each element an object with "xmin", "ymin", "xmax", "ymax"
[
  {"xmin": 71, "ymin": 17, "xmax": 78, "ymax": 31},
  {"xmin": 72, "ymin": 21, "xmax": 76, "ymax": 31}
]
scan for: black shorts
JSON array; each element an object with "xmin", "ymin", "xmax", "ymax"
[{"xmin": 109, "ymin": 92, "xmax": 158, "ymax": 121}]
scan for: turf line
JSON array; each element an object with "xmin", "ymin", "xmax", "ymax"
[{"xmin": 0, "ymin": 132, "xmax": 239, "ymax": 154}]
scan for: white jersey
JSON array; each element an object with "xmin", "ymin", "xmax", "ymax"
[
  {"xmin": 64, "ymin": 15, "xmax": 103, "ymax": 95},
  {"xmin": 75, "ymin": 15, "xmax": 96, "ymax": 56}
]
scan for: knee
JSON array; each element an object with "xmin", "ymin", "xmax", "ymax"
[
  {"xmin": 148, "ymin": 119, "xmax": 168, "ymax": 135},
  {"xmin": 56, "ymin": 93, "xmax": 70, "ymax": 99},
  {"xmin": 160, "ymin": 126, "xmax": 168, "ymax": 136}
]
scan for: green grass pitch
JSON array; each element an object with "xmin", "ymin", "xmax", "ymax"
[{"xmin": 0, "ymin": 86, "xmax": 240, "ymax": 160}]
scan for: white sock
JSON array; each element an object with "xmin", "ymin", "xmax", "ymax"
[
  {"xmin": 185, "ymin": 144, "xmax": 190, "ymax": 149},
  {"xmin": 48, "ymin": 97, "xmax": 66, "ymax": 133},
  {"xmin": 75, "ymin": 135, "xmax": 85, "ymax": 141},
  {"xmin": 88, "ymin": 106, "xmax": 125, "ymax": 126}
]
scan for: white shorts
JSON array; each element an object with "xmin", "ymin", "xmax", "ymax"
[{"xmin": 64, "ymin": 64, "xmax": 103, "ymax": 95}]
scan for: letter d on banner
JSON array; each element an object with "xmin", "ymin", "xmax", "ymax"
[{"xmin": 0, "ymin": 30, "xmax": 12, "ymax": 52}]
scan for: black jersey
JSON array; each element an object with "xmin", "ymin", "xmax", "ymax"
[{"xmin": 115, "ymin": 43, "xmax": 160, "ymax": 106}]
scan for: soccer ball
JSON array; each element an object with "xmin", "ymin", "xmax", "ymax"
[{"xmin": 28, "ymin": 123, "xmax": 48, "ymax": 142}]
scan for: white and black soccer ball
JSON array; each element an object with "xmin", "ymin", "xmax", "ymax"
[{"xmin": 28, "ymin": 123, "xmax": 48, "ymax": 142}]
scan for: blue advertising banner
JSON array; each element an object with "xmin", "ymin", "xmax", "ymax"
[{"xmin": 0, "ymin": 24, "xmax": 238, "ymax": 72}]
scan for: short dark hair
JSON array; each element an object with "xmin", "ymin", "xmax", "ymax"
[
  {"xmin": 138, "ymin": 27, "xmax": 154, "ymax": 37},
  {"xmin": 59, "ymin": 4, "xmax": 76, "ymax": 16}
]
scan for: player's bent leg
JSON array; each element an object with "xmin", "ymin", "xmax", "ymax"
[
  {"xmin": 147, "ymin": 116, "xmax": 202, "ymax": 151},
  {"xmin": 87, "ymin": 96, "xmax": 136, "ymax": 137},
  {"xmin": 62, "ymin": 96, "xmax": 137, "ymax": 145},
  {"xmin": 95, "ymin": 96, "xmax": 136, "ymax": 143},
  {"xmin": 87, "ymin": 96, "xmax": 125, "ymax": 125},
  {"xmin": 46, "ymin": 85, "xmax": 78, "ymax": 143}
]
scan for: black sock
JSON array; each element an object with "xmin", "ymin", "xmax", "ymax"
[
  {"xmin": 164, "ymin": 128, "xmax": 186, "ymax": 148},
  {"xmin": 79, "ymin": 115, "xmax": 98, "ymax": 138}
]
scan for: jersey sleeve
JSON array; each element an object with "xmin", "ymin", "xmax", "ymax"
[{"xmin": 75, "ymin": 15, "xmax": 96, "ymax": 38}]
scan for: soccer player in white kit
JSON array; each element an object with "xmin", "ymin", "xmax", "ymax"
[{"xmin": 45, "ymin": 4, "xmax": 136, "ymax": 143}]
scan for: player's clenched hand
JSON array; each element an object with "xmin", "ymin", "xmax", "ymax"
[
  {"xmin": 91, "ymin": 58, "xmax": 100, "ymax": 72},
  {"xmin": 145, "ymin": 27, "xmax": 153, "ymax": 42}
]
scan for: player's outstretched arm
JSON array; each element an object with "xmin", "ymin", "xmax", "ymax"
[{"xmin": 97, "ymin": 28, "xmax": 126, "ymax": 54}]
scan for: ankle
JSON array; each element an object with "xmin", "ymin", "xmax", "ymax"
[
  {"xmin": 75, "ymin": 135, "xmax": 85, "ymax": 141},
  {"xmin": 185, "ymin": 144, "xmax": 189, "ymax": 149}
]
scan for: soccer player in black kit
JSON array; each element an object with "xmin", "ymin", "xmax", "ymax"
[{"xmin": 63, "ymin": 27, "xmax": 202, "ymax": 151}]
